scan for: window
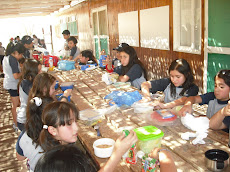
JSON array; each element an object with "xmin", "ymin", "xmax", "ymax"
[{"xmin": 173, "ymin": 0, "xmax": 201, "ymax": 54}]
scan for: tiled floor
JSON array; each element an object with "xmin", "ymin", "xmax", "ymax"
[{"xmin": 0, "ymin": 78, "xmax": 27, "ymax": 172}]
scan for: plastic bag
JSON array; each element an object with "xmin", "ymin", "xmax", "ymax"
[
  {"xmin": 181, "ymin": 113, "xmax": 209, "ymax": 132},
  {"xmin": 180, "ymin": 113, "xmax": 209, "ymax": 145},
  {"xmin": 58, "ymin": 60, "xmax": 75, "ymax": 71},
  {"xmin": 81, "ymin": 63, "xmax": 97, "ymax": 71},
  {"xmin": 131, "ymin": 102, "xmax": 154, "ymax": 113},
  {"xmin": 79, "ymin": 106, "xmax": 117, "ymax": 126},
  {"xmin": 102, "ymin": 73, "xmax": 118, "ymax": 85},
  {"xmin": 104, "ymin": 91, "xmax": 142, "ymax": 107}
]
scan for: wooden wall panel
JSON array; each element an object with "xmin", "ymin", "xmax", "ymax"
[{"xmin": 56, "ymin": 0, "xmax": 205, "ymax": 92}]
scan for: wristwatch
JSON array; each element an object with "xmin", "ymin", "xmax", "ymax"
[{"xmin": 60, "ymin": 95, "xmax": 68, "ymax": 102}]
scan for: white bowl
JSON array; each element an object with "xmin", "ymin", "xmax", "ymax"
[{"xmin": 93, "ymin": 138, "xmax": 115, "ymax": 158}]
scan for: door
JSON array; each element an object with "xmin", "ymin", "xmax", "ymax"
[
  {"xmin": 204, "ymin": 0, "xmax": 230, "ymax": 92},
  {"xmin": 92, "ymin": 6, "xmax": 109, "ymax": 60},
  {"xmin": 42, "ymin": 25, "xmax": 53, "ymax": 54}
]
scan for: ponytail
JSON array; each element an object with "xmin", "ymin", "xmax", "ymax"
[
  {"xmin": 39, "ymin": 126, "xmax": 60, "ymax": 152},
  {"xmin": 25, "ymin": 96, "xmax": 54, "ymax": 146}
]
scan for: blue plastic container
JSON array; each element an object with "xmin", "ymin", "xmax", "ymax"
[
  {"xmin": 58, "ymin": 60, "xmax": 75, "ymax": 71},
  {"xmin": 60, "ymin": 82, "xmax": 74, "ymax": 91},
  {"xmin": 55, "ymin": 81, "xmax": 59, "ymax": 90},
  {"xmin": 56, "ymin": 93, "xmax": 71, "ymax": 102}
]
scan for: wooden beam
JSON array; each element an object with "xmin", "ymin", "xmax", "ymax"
[
  {"xmin": 0, "ymin": 12, "xmax": 50, "ymax": 19},
  {"xmin": 1, "ymin": 2, "xmax": 69, "ymax": 8},
  {"xmin": 0, "ymin": 8, "xmax": 61, "ymax": 14},
  {"xmin": 0, "ymin": 0, "xmax": 71, "ymax": 5},
  {"xmin": 2, "ymin": 5, "xmax": 65, "ymax": 11},
  {"xmin": 0, "ymin": 10, "xmax": 60, "ymax": 17}
]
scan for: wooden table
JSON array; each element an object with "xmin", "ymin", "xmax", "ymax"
[{"xmin": 52, "ymin": 68, "xmax": 230, "ymax": 172}]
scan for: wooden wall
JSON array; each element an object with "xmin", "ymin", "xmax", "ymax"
[{"xmin": 57, "ymin": 0, "xmax": 205, "ymax": 92}]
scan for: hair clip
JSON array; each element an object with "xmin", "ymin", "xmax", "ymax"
[
  {"xmin": 33, "ymin": 97, "xmax": 42, "ymax": 106},
  {"xmin": 43, "ymin": 125, "xmax": 48, "ymax": 129},
  {"xmin": 221, "ymin": 70, "xmax": 230, "ymax": 77}
]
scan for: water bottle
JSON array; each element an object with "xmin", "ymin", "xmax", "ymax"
[
  {"xmin": 99, "ymin": 49, "xmax": 106, "ymax": 68},
  {"xmin": 49, "ymin": 57, "xmax": 53, "ymax": 71}
]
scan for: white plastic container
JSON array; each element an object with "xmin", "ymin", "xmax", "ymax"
[{"xmin": 93, "ymin": 138, "xmax": 115, "ymax": 158}]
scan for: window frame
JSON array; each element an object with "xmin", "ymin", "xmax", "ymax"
[{"xmin": 173, "ymin": 0, "xmax": 202, "ymax": 54}]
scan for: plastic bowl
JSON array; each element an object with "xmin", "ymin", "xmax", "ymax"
[
  {"xmin": 93, "ymin": 138, "xmax": 115, "ymax": 158},
  {"xmin": 60, "ymin": 82, "xmax": 74, "ymax": 91}
]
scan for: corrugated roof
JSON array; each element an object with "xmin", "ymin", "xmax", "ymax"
[{"xmin": 0, "ymin": 0, "xmax": 72, "ymax": 18}]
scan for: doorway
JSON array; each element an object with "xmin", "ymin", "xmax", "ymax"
[{"xmin": 91, "ymin": 6, "xmax": 109, "ymax": 60}]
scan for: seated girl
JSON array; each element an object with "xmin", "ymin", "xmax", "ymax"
[
  {"xmin": 16, "ymin": 73, "xmax": 72, "ymax": 171},
  {"xmin": 17, "ymin": 59, "xmax": 42, "ymax": 131},
  {"xmin": 117, "ymin": 46, "xmax": 146, "ymax": 89},
  {"xmin": 156, "ymin": 70, "xmax": 230, "ymax": 121},
  {"xmin": 37, "ymin": 101, "xmax": 138, "ymax": 172},
  {"xmin": 141, "ymin": 59, "xmax": 199, "ymax": 103}
]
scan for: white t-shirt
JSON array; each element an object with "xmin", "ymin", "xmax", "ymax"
[{"xmin": 3, "ymin": 55, "xmax": 20, "ymax": 90}]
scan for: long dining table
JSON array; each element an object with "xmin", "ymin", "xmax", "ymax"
[{"xmin": 51, "ymin": 67, "xmax": 230, "ymax": 172}]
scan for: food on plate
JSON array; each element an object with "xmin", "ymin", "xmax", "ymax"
[{"xmin": 96, "ymin": 144, "xmax": 112, "ymax": 148}]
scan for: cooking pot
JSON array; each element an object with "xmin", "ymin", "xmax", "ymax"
[{"xmin": 205, "ymin": 149, "xmax": 229, "ymax": 171}]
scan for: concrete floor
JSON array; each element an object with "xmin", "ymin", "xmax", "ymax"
[{"xmin": 0, "ymin": 78, "xmax": 27, "ymax": 172}]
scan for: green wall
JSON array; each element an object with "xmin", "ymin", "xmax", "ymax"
[{"xmin": 207, "ymin": 53, "xmax": 230, "ymax": 92}]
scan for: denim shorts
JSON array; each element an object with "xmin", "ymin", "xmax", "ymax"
[{"xmin": 7, "ymin": 89, "xmax": 19, "ymax": 97}]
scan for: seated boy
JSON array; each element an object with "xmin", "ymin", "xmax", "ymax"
[
  {"xmin": 104, "ymin": 43, "xmax": 129, "ymax": 74},
  {"xmin": 155, "ymin": 70, "xmax": 230, "ymax": 123},
  {"xmin": 209, "ymin": 102, "xmax": 230, "ymax": 130},
  {"xmin": 67, "ymin": 36, "xmax": 80, "ymax": 60}
]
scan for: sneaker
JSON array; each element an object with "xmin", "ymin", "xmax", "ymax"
[
  {"xmin": 26, "ymin": 159, "xmax": 30, "ymax": 170},
  {"xmin": 13, "ymin": 123, "xmax": 19, "ymax": 133}
]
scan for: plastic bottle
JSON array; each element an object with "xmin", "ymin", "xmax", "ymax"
[
  {"xmin": 99, "ymin": 49, "xmax": 107, "ymax": 68},
  {"xmin": 49, "ymin": 57, "xmax": 53, "ymax": 71},
  {"xmin": 122, "ymin": 130, "xmax": 137, "ymax": 164}
]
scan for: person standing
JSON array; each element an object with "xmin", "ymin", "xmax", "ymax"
[
  {"xmin": 39, "ymin": 39, "xmax": 46, "ymax": 49},
  {"xmin": 62, "ymin": 30, "xmax": 70, "ymax": 50},
  {"xmin": 15, "ymin": 36, "xmax": 21, "ymax": 43},
  {"xmin": 0, "ymin": 42, "xmax": 5, "ymax": 77},
  {"xmin": 21, "ymin": 35, "xmax": 34, "ymax": 59},
  {"xmin": 60, "ymin": 30, "xmax": 71, "ymax": 58},
  {"xmin": 33, "ymin": 35, "xmax": 39, "ymax": 46},
  {"xmin": 3, "ymin": 43, "xmax": 26, "ymax": 132}
]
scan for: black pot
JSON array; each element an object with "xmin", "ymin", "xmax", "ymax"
[{"xmin": 205, "ymin": 149, "xmax": 229, "ymax": 171}]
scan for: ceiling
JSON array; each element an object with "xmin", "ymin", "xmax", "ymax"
[{"xmin": 0, "ymin": 0, "xmax": 73, "ymax": 18}]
